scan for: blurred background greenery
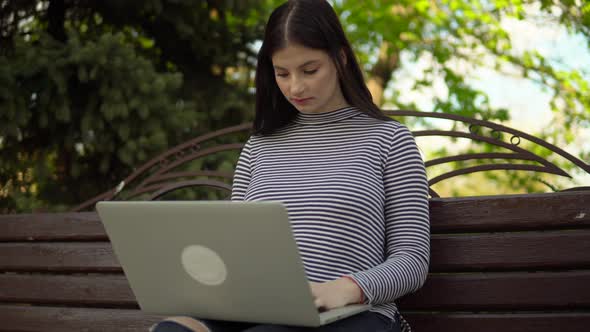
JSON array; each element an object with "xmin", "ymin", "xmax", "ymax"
[{"xmin": 1, "ymin": 0, "xmax": 588, "ymax": 213}]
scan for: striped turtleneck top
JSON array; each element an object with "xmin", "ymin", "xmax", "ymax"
[{"xmin": 231, "ymin": 107, "xmax": 430, "ymax": 327}]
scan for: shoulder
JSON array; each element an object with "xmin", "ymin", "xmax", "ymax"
[{"xmin": 353, "ymin": 111, "xmax": 410, "ymax": 137}]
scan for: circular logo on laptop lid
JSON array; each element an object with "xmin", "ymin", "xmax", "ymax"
[{"xmin": 181, "ymin": 245, "xmax": 227, "ymax": 286}]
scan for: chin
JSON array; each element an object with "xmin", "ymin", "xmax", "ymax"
[{"xmin": 292, "ymin": 104, "xmax": 311, "ymax": 113}]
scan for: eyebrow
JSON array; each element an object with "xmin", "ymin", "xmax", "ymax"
[{"xmin": 273, "ymin": 60, "xmax": 320, "ymax": 70}]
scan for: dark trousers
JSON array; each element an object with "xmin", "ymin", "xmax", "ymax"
[{"xmin": 152, "ymin": 311, "xmax": 401, "ymax": 332}]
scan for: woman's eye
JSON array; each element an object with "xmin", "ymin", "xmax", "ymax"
[
  {"xmin": 304, "ymin": 69, "xmax": 318, "ymax": 75},
  {"xmin": 276, "ymin": 73, "xmax": 288, "ymax": 78}
]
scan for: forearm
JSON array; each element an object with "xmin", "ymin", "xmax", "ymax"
[{"xmin": 348, "ymin": 249, "xmax": 429, "ymax": 305}]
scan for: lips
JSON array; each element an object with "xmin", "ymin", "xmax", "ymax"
[{"xmin": 291, "ymin": 97, "xmax": 313, "ymax": 104}]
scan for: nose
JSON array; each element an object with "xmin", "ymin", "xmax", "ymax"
[{"xmin": 289, "ymin": 75, "xmax": 305, "ymax": 97}]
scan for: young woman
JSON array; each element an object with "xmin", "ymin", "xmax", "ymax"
[{"xmin": 152, "ymin": 1, "xmax": 429, "ymax": 331}]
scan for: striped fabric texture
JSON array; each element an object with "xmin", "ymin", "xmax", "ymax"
[{"xmin": 231, "ymin": 107, "xmax": 430, "ymax": 327}]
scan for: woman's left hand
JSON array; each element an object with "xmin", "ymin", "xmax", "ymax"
[{"xmin": 309, "ymin": 277, "xmax": 363, "ymax": 311}]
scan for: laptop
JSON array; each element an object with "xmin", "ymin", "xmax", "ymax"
[{"xmin": 96, "ymin": 201, "xmax": 370, "ymax": 327}]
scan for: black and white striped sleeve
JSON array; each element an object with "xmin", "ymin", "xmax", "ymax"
[
  {"xmin": 349, "ymin": 126, "xmax": 430, "ymax": 305},
  {"xmin": 231, "ymin": 138, "xmax": 252, "ymax": 201}
]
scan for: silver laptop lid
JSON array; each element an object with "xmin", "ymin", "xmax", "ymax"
[{"xmin": 96, "ymin": 201, "xmax": 324, "ymax": 326}]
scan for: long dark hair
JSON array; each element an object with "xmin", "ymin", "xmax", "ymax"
[{"xmin": 254, "ymin": 0, "xmax": 391, "ymax": 135}]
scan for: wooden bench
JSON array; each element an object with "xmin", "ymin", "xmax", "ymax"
[{"xmin": 2, "ymin": 191, "xmax": 589, "ymax": 332}]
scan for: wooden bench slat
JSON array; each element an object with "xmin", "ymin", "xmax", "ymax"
[
  {"xmin": 0, "ymin": 243, "xmax": 121, "ymax": 272},
  {"xmin": 431, "ymin": 229, "xmax": 590, "ymax": 272},
  {"xmin": 1, "ymin": 192, "xmax": 588, "ymax": 242},
  {"xmin": 0, "ymin": 212, "xmax": 104, "ymax": 241},
  {"xmin": 404, "ymin": 312, "xmax": 590, "ymax": 332},
  {"xmin": 430, "ymin": 191, "xmax": 590, "ymax": 232},
  {"xmin": 0, "ymin": 304, "xmax": 162, "ymax": 332},
  {"xmin": 2, "ymin": 229, "xmax": 590, "ymax": 272},
  {"xmin": 399, "ymin": 270, "xmax": 590, "ymax": 310},
  {"xmin": 0, "ymin": 274, "xmax": 137, "ymax": 307},
  {"xmin": 1, "ymin": 271, "xmax": 589, "ymax": 311},
  {"xmin": 0, "ymin": 304, "xmax": 587, "ymax": 332}
]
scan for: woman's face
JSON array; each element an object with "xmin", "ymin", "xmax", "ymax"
[{"xmin": 271, "ymin": 43, "xmax": 349, "ymax": 114}]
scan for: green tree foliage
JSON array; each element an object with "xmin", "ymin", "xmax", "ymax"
[
  {"xmin": 1, "ymin": 0, "xmax": 588, "ymax": 211},
  {"xmin": 0, "ymin": 0, "xmax": 271, "ymax": 212},
  {"xmin": 333, "ymin": 0, "xmax": 589, "ymax": 194}
]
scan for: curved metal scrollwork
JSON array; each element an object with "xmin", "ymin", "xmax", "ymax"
[
  {"xmin": 72, "ymin": 111, "xmax": 590, "ymax": 210},
  {"xmin": 384, "ymin": 110, "xmax": 590, "ymax": 197},
  {"xmin": 70, "ymin": 123, "xmax": 251, "ymax": 212}
]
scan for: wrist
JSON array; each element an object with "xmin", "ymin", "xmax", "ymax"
[{"xmin": 340, "ymin": 276, "xmax": 364, "ymax": 304}]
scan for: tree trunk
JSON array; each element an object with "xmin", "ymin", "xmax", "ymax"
[
  {"xmin": 47, "ymin": 0, "xmax": 67, "ymax": 43},
  {"xmin": 366, "ymin": 42, "xmax": 400, "ymax": 107}
]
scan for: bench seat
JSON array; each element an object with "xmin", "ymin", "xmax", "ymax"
[{"xmin": 1, "ymin": 191, "xmax": 589, "ymax": 332}]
